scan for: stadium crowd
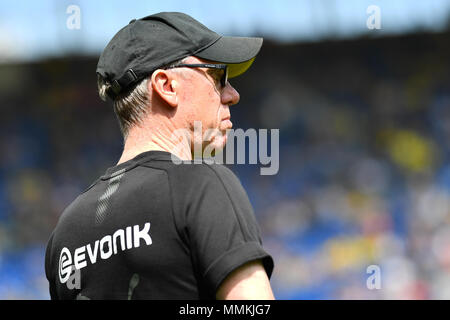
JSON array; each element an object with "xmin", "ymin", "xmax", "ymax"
[{"xmin": 1, "ymin": 31, "xmax": 450, "ymax": 299}]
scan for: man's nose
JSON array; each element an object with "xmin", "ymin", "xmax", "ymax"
[{"xmin": 221, "ymin": 82, "xmax": 240, "ymax": 106}]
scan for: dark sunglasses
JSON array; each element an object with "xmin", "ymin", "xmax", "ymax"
[{"xmin": 165, "ymin": 63, "xmax": 228, "ymax": 88}]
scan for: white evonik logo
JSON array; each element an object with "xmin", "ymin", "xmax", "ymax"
[{"xmin": 59, "ymin": 222, "xmax": 152, "ymax": 284}]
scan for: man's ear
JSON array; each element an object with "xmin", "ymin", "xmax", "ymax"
[{"xmin": 150, "ymin": 70, "xmax": 178, "ymax": 107}]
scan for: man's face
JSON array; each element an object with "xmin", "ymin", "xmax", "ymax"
[{"xmin": 174, "ymin": 56, "xmax": 240, "ymax": 157}]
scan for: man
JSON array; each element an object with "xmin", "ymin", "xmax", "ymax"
[{"xmin": 45, "ymin": 12, "xmax": 274, "ymax": 300}]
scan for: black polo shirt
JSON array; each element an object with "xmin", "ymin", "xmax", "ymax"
[{"xmin": 45, "ymin": 151, "xmax": 274, "ymax": 299}]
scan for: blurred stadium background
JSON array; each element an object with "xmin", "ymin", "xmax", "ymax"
[{"xmin": 2, "ymin": 0, "xmax": 450, "ymax": 299}]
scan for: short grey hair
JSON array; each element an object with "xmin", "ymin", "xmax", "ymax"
[
  {"xmin": 97, "ymin": 58, "xmax": 187, "ymax": 139},
  {"xmin": 97, "ymin": 75, "xmax": 149, "ymax": 139}
]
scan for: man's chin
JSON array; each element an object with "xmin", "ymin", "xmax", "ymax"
[
  {"xmin": 213, "ymin": 134, "xmax": 228, "ymax": 152},
  {"xmin": 197, "ymin": 135, "xmax": 227, "ymax": 159}
]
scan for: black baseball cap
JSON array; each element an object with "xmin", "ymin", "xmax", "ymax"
[{"xmin": 96, "ymin": 12, "xmax": 263, "ymax": 99}]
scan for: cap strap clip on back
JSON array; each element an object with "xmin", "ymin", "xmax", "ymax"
[{"xmin": 109, "ymin": 69, "xmax": 139, "ymax": 98}]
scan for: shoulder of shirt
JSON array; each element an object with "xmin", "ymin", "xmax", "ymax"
[
  {"xmin": 140, "ymin": 158, "xmax": 240, "ymax": 185},
  {"xmin": 179, "ymin": 161, "xmax": 238, "ymax": 181}
]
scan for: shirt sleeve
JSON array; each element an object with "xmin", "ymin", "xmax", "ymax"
[{"xmin": 175, "ymin": 163, "xmax": 274, "ymax": 296}]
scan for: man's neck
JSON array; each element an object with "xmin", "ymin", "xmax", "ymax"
[{"xmin": 117, "ymin": 126, "xmax": 193, "ymax": 165}]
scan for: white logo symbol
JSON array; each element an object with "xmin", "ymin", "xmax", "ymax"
[
  {"xmin": 366, "ymin": 5, "xmax": 381, "ymax": 30},
  {"xmin": 66, "ymin": 5, "xmax": 81, "ymax": 30},
  {"xmin": 366, "ymin": 265, "xmax": 381, "ymax": 290},
  {"xmin": 59, "ymin": 247, "xmax": 73, "ymax": 284},
  {"xmin": 170, "ymin": 121, "xmax": 280, "ymax": 175}
]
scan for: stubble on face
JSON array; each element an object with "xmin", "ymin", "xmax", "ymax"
[{"xmin": 174, "ymin": 56, "xmax": 237, "ymax": 159}]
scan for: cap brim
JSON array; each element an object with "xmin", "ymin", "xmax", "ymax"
[{"xmin": 194, "ymin": 36, "xmax": 263, "ymax": 78}]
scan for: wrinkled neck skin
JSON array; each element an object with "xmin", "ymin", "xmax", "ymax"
[{"xmin": 117, "ymin": 116, "xmax": 193, "ymax": 165}]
